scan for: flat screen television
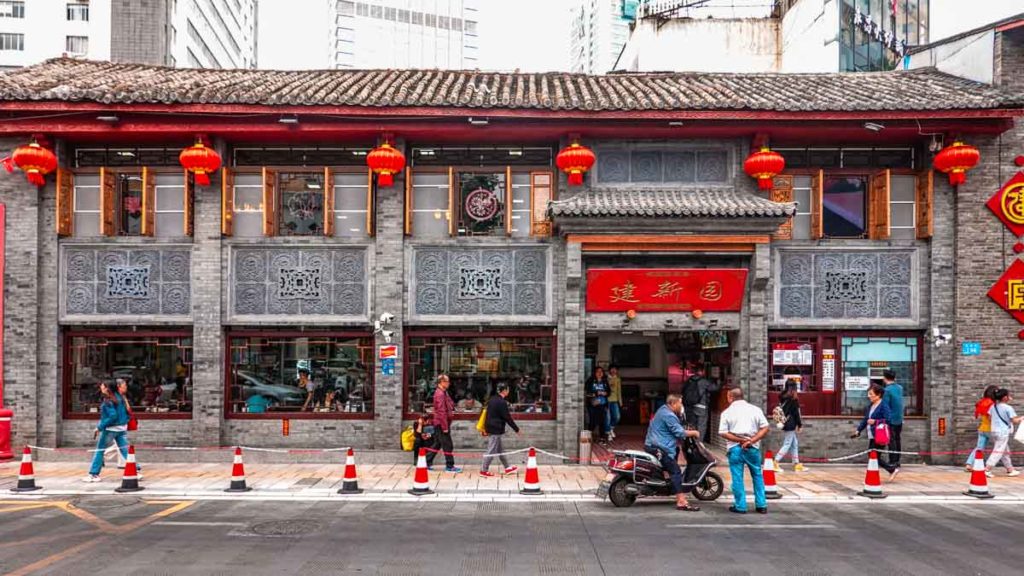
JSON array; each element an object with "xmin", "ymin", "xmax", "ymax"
[{"xmin": 610, "ymin": 344, "xmax": 650, "ymax": 368}]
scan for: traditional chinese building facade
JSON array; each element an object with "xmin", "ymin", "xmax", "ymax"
[{"xmin": 1, "ymin": 29, "xmax": 1023, "ymax": 462}]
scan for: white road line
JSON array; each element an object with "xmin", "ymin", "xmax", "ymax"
[
  {"xmin": 153, "ymin": 521, "xmax": 247, "ymax": 527},
  {"xmin": 666, "ymin": 524, "xmax": 837, "ymax": 529}
]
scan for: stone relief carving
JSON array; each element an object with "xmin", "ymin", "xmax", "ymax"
[
  {"xmin": 232, "ymin": 247, "xmax": 366, "ymax": 317},
  {"xmin": 63, "ymin": 246, "xmax": 191, "ymax": 318},
  {"xmin": 778, "ymin": 250, "xmax": 913, "ymax": 320},
  {"xmin": 596, "ymin": 148, "xmax": 730, "ymax": 184},
  {"xmin": 277, "ymin": 268, "xmax": 323, "ymax": 300},
  {"xmin": 413, "ymin": 247, "xmax": 549, "ymax": 317}
]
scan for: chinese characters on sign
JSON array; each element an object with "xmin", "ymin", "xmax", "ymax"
[
  {"xmin": 822, "ymin": 349, "xmax": 836, "ymax": 393},
  {"xmin": 853, "ymin": 7, "xmax": 907, "ymax": 57},
  {"xmin": 987, "ymin": 259, "xmax": 1024, "ymax": 324},
  {"xmin": 586, "ymin": 269, "xmax": 748, "ymax": 312},
  {"xmin": 986, "ymin": 172, "xmax": 1024, "ymax": 237},
  {"xmin": 379, "ymin": 345, "xmax": 398, "ymax": 376}
]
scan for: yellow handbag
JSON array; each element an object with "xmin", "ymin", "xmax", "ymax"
[
  {"xmin": 401, "ymin": 425, "xmax": 415, "ymax": 451},
  {"xmin": 476, "ymin": 408, "xmax": 488, "ymax": 435}
]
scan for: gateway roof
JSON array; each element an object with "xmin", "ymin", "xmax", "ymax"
[{"xmin": 547, "ymin": 187, "xmax": 797, "ymax": 219}]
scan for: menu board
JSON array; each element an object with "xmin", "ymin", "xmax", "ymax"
[
  {"xmin": 821, "ymin": 349, "xmax": 836, "ymax": 393},
  {"xmin": 772, "ymin": 348, "xmax": 813, "ymax": 366}
]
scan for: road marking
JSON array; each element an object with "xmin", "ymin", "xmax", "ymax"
[
  {"xmin": 152, "ymin": 521, "xmax": 246, "ymax": 527},
  {"xmin": 666, "ymin": 523, "xmax": 836, "ymax": 529},
  {"xmin": 0, "ymin": 503, "xmax": 55, "ymax": 514}
]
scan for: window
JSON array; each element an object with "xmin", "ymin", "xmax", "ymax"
[
  {"xmin": 0, "ymin": 0, "xmax": 24, "ymax": 18},
  {"xmin": 73, "ymin": 174, "xmax": 102, "ymax": 237},
  {"xmin": 823, "ymin": 176, "xmax": 866, "ymax": 238},
  {"xmin": 61, "ymin": 168, "xmax": 192, "ymax": 238},
  {"xmin": 0, "ymin": 32, "xmax": 23, "ymax": 50},
  {"xmin": 336, "ymin": 0, "xmax": 355, "ymax": 15},
  {"xmin": 410, "ymin": 172, "xmax": 451, "ymax": 238},
  {"xmin": 230, "ymin": 172, "xmax": 263, "ymax": 237},
  {"xmin": 64, "ymin": 331, "xmax": 193, "ymax": 418},
  {"xmin": 332, "ymin": 172, "xmax": 370, "ymax": 237},
  {"xmin": 595, "ymin": 148, "xmax": 730, "ymax": 185},
  {"xmin": 227, "ymin": 332, "xmax": 373, "ymax": 417},
  {"xmin": 278, "ymin": 172, "xmax": 324, "ymax": 236},
  {"xmin": 791, "ymin": 176, "xmax": 813, "ymax": 239},
  {"xmin": 65, "ymin": 35, "xmax": 88, "ymax": 55},
  {"xmin": 457, "ymin": 172, "xmax": 505, "ymax": 236},
  {"xmin": 405, "ymin": 333, "xmax": 555, "ymax": 418},
  {"xmin": 768, "ymin": 331, "xmax": 922, "ymax": 417},
  {"xmin": 67, "ymin": 2, "xmax": 89, "ymax": 21},
  {"xmin": 117, "ymin": 174, "xmax": 144, "ymax": 236},
  {"xmin": 889, "ymin": 175, "xmax": 916, "ymax": 239},
  {"xmin": 155, "ymin": 173, "xmax": 187, "ymax": 238}
]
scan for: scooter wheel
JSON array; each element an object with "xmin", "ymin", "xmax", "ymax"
[
  {"xmin": 608, "ymin": 478, "xmax": 637, "ymax": 508},
  {"xmin": 693, "ymin": 471, "xmax": 724, "ymax": 501}
]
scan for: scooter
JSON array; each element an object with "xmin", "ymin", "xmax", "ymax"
[{"xmin": 597, "ymin": 439, "xmax": 724, "ymax": 508}]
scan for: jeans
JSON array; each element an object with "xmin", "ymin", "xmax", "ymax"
[
  {"xmin": 868, "ymin": 439, "xmax": 897, "ymax": 474},
  {"xmin": 727, "ymin": 445, "xmax": 766, "ymax": 512},
  {"xmin": 89, "ymin": 430, "xmax": 128, "ymax": 476},
  {"xmin": 966, "ymin": 432, "xmax": 991, "ymax": 466},
  {"xmin": 605, "ymin": 402, "xmax": 621, "ymax": 434},
  {"xmin": 645, "ymin": 445, "xmax": 688, "ymax": 495},
  {"xmin": 685, "ymin": 406, "xmax": 709, "ymax": 442},
  {"xmin": 426, "ymin": 430, "xmax": 455, "ymax": 469},
  {"xmin": 986, "ymin": 433, "xmax": 1014, "ymax": 471},
  {"xmin": 888, "ymin": 423, "xmax": 903, "ymax": 467},
  {"xmin": 481, "ymin": 434, "xmax": 510, "ymax": 472},
  {"xmin": 589, "ymin": 404, "xmax": 607, "ymax": 441},
  {"xmin": 776, "ymin": 430, "xmax": 799, "ymax": 463}
]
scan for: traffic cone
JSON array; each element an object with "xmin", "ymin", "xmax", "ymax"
[
  {"xmin": 337, "ymin": 448, "xmax": 363, "ymax": 494},
  {"xmin": 520, "ymin": 447, "xmax": 543, "ymax": 495},
  {"xmin": 963, "ymin": 449, "xmax": 995, "ymax": 499},
  {"xmin": 225, "ymin": 447, "xmax": 252, "ymax": 493},
  {"xmin": 114, "ymin": 445, "xmax": 144, "ymax": 493},
  {"xmin": 408, "ymin": 448, "xmax": 434, "ymax": 496},
  {"xmin": 762, "ymin": 450, "xmax": 782, "ymax": 500},
  {"xmin": 10, "ymin": 446, "xmax": 41, "ymax": 492},
  {"xmin": 859, "ymin": 450, "xmax": 887, "ymax": 499}
]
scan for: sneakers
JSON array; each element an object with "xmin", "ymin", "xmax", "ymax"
[
  {"xmin": 888, "ymin": 468, "xmax": 900, "ymax": 482},
  {"xmin": 986, "ymin": 470, "xmax": 994, "ymax": 478},
  {"xmin": 794, "ymin": 463, "xmax": 807, "ymax": 473},
  {"xmin": 503, "ymin": 466, "xmax": 518, "ymax": 475},
  {"xmin": 1008, "ymin": 470, "xmax": 1021, "ymax": 477},
  {"xmin": 82, "ymin": 475, "xmax": 101, "ymax": 483},
  {"xmin": 773, "ymin": 463, "xmax": 783, "ymax": 473},
  {"xmin": 608, "ymin": 430, "xmax": 616, "ymax": 441},
  {"xmin": 444, "ymin": 466, "xmax": 463, "ymax": 473},
  {"xmin": 479, "ymin": 471, "xmax": 495, "ymax": 478}
]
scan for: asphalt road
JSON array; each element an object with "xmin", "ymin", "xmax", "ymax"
[{"xmin": 1, "ymin": 497, "xmax": 1022, "ymax": 575}]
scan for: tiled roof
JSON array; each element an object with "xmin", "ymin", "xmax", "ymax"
[
  {"xmin": 0, "ymin": 58, "xmax": 1020, "ymax": 112},
  {"xmin": 547, "ymin": 187, "xmax": 797, "ymax": 219}
]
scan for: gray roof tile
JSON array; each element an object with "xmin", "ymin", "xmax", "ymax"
[{"xmin": 548, "ymin": 187, "xmax": 797, "ymax": 219}]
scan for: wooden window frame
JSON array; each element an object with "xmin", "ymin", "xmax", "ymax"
[
  {"xmin": 529, "ymin": 170, "xmax": 555, "ymax": 237},
  {"xmin": 915, "ymin": 168, "xmax": 933, "ymax": 239},
  {"xmin": 72, "ymin": 167, "xmax": 189, "ymax": 238},
  {"xmin": 56, "ymin": 167, "xmax": 74, "ymax": 236}
]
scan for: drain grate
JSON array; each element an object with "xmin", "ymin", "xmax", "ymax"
[
  {"xmin": 71, "ymin": 495, "xmax": 143, "ymax": 509},
  {"xmin": 249, "ymin": 519, "xmax": 324, "ymax": 537}
]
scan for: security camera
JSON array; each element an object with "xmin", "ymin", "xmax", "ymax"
[
  {"xmin": 381, "ymin": 330, "xmax": 394, "ymax": 344},
  {"xmin": 379, "ymin": 312, "xmax": 395, "ymax": 325}
]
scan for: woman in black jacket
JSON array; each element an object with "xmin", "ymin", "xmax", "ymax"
[
  {"xmin": 774, "ymin": 380, "xmax": 806, "ymax": 472},
  {"xmin": 479, "ymin": 383, "xmax": 521, "ymax": 477}
]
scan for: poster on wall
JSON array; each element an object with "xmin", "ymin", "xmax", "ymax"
[
  {"xmin": 822, "ymin": 349, "xmax": 836, "ymax": 393},
  {"xmin": 771, "ymin": 343, "xmax": 813, "ymax": 366},
  {"xmin": 845, "ymin": 375, "xmax": 871, "ymax": 391},
  {"xmin": 698, "ymin": 330, "xmax": 729, "ymax": 350}
]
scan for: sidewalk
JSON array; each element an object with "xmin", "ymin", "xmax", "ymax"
[{"xmin": 5, "ymin": 457, "xmax": 1024, "ymax": 503}]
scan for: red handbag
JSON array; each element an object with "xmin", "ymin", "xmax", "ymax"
[
  {"xmin": 127, "ymin": 403, "xmax": 139, "ymax": 432},
  {"xmin": 874, "ymin": 421, "xmax": 890, "ymax": 446}
]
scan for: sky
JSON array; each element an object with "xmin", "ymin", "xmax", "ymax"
[{"xmin": 257, "ymin": 0, "xmax": 1023, "ymax": 72}]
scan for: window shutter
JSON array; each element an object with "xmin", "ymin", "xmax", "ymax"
[
  {"xmin": 366, "ymin": 168, "xmax": 375, "ymax": 237},
  {"xmin": 448, "ymin": 166, "xmax": 455, "ymax": 236},
  {"xmin": 55, "ymin": 167, "xmax": 74, "ymax": 236},
  {"xmin": 141, "ymin": 167, "xmax": 156, "ymax": 237},
  {"xmin": 403, "ymin": 166, "xmax": 413, "ymax": 236},
  {"xmin": 505, "ymin": 165, "xmax": 513, "ymax": 236},
  {"xmin": 530, "ymin": 171, "xmax": 553, "ymax": 237},
  {"xmin": 184, "ymin": 170, "xmax": 195, "ymax": 237},
  {"xmin": 770, "ymin": 174, "xmax": 794, "ymax": 241},
  {"xmin": 323, "ymin": 167, "xmax": 335, "ymax": 237},
  {"xmin": 810, "ymin": 169, "xmax": 823, "ymax": 240},
  {"xmin": 221, "ymin": 167, "xmax": 233, "ymax": 236},
  {"xmin": 262, "ymin": 167, "xmax": 277, "ymax": 236},
  {"xmin": 99, "ymin": 167, "xmax": 116, "ymax": 237},
  {"xmin": 915, "ymin": 168, "xmax": 933, "ymax": 239},
  {"xmin": 869, "ymin": 169, "xmax": 891, "ymax": 240}
]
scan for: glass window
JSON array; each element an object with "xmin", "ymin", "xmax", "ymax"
[
  {"xmin": 227, "ymin": 333, "xmax": 373, "ymax": 416},
  {"xmin": 0, "ymin": 32, "xmax": 24, "ymax": 50},
  {"xmin": 823, "ymin": 176, "xmax": 866, "ymax": 238},
  {"xmin": 278, "ymin": 172, "xmax": 324, "ymax": 236},
  {"xmin": 0, "ymin": 0, "xmax": 23, "ymax": 18},
  {"xmin": 155, "ymin": 173, "xmax": 186, "ymax": 238},
  {"xmin": 406, "ymin": 334, "xmax": 555, "ymax": 418},
  {"xmin": 65, "ymin": 332, "xmax": 193, "ymax": 416},
  {"xmin": 336, "ymin": 0, "xmax": 355, "ymax": 16},
  {"xmin": 412, "ymin": 172, "xmax": 451, "ymax": 238},
  {"xmin": 73, "ymin": 174, "xmax": 101, "ymax": 237},
  {"xmin": 841, "ymin": 336, "xmax": 919, "ymax": 415},
  {"xmin": 232, "ymin": 172, "xmax": 263, "ymax": 237},
  {"xmin": 510, "ymin": 172, "xmax": 531, "ymax": 238},
  {"xmin": 791, "ymin": 176, "xmax": 813, "ymax": 240},
  {"xmin": 66, "ymin": 2, "xmax": 89, "ymax": 21},
  {"xmin": 118, "ymin": 174, "xmax": 144, "ymax": 237},
  {"xmin": 890, "ymin": 175, "xmax": 916, "ymax": 239},
  {"xmin": 457, "ymin": 172, "xmax": 506, "ymax": 236},
  {"xmin": 333, "ymin": 171, "xmax": 368, "ymax": 237},
  {"xmin": 65, "ymin": 34, "xmax": 88, "ymax": 54}
]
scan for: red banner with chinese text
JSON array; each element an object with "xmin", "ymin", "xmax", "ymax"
[{"xmin": 585, "ymin": 268, "xmax": 748, "ymax": 312}]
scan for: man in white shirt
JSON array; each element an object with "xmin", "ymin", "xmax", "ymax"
[{"xmin": 719, "ymin": 387, "xmax": 770, "ymax": 514}]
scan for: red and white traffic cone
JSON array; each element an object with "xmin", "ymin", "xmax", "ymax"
[
  {"xmin": 10, "ymin": 446, "xmax": 41, "ymax": 492},
  {"xmin": 225, "ymin": 447, "xmax": 252, "ymax": 493},
  {"xmin": 859, "ymin": 450, "xmax": 886, "ymax": 499},
  {"xmin": 520, "ymin": 447, "xmax": 543, "ymax": 495},
  {"xmin": 115, "ymin": 445, "xmax": 144, "ymax": 493},
  {"xmin": 338, "ymin": 448, "xmax": 363, "ymax": 495},
  {"xmin": 408, "ymin": 448, "xmax": 434, "ymax": 496},
  {"xmin": 964, "ymin": 449, "xmax": 995, "ymax": 499},
  {"xmin": 762, "ymin": 450, "xmax": 782, "ymax": 500}
]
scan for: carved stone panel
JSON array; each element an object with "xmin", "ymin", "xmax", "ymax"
[
  {"xmin": 62, "ymin": 246, "xmax": 192, "ymax": 319},
  {"xmin": 412, "ymin": 246, "xmax": 550, "ymax": 318},
  {"xmin": 777, "ymin": 250, "xmax": 914, "ymax": 321},
  {"xmin": 231, "ymin": 247, "xmax": 367, "ymax": 319}
]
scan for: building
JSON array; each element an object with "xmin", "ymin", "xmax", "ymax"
[
  {"xmin": 0, "ymin": 25, "xmax": 1022, "ymax": 463},
  {"xmin": 615, "ymin": 0, "xmax": 931, "ymax": 73},
  {"xmin": 328, "ymin": 0, "xmax": 479, "ymax": 69},
  {"xmin": 0, "ymin": 0, "xmax": 257, "ymax": 70},
  {"xmin": 569, "ymin": 0, "xmax": 637, "ymax": 74}
]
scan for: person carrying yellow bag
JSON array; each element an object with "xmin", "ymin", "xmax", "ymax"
[
  {"xmin": 479, "ymin": 383, "xmax": 521, "ymax": 478},
  {"xmin": 476, "ymin": 406, "xmax": 488, "ymax": 436}
]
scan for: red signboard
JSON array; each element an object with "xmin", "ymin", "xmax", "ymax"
[
  {"xmin": 987, "ymin": 258, "xmax": 1024, "ymax": 324},
  {"xmin": 986, "ymin": 171, "xmax": 1024, "ymax": 236},
  {"xmin": 586, "ymin": 268, "xmax": 748, "ymax": 312}
]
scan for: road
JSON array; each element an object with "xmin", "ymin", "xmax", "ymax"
[{"xmin": 1, "ymin": 497, "xmax": 1022, "ymax": 575}]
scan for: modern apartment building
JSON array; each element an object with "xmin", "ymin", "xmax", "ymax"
[
  {"xmin": 0, "ymin": 0, "xmax": 257, "ymax": 70},
  {"xmin": 328, "ymin": 0, "xmax": 479, "ymax": 69},
  {"xmin": 569, "ymin": 0, "xmax": 635, "ymax": 74}
]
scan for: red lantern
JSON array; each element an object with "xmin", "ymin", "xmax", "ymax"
[
  {"xmin": 2, "ymin": 141, "xmax": 57, "ymax": 186},
  {"xmin": 933, "ymin": 141, "xmax": 980, "ymax": 186},
  {"xmin": 366, "ymin": 142, "xmax": 405, "ymax": 187},
  {"xmin": 179, "ymin": 140, "xmax": 221, "ymax": 186},
  {"xmin": 743, "ymin": 147, "xmax": 786, "ymax": 190},
  {"xmin": 556, "ymin": 141, "xmax": 595, "ymax": 186}
]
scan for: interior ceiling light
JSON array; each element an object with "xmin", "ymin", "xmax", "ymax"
[
  {"xmin": 278, "ymin": 116, "xmax": 299, "ymax": 124},
  {"xmin": 863, "ymin": 122, "xmax": 885, "ymax": 132}
]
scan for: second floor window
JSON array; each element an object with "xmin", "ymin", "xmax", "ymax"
[
  {"xmin": 0, "ymin": 32, "xmax": 23, "ymax": 50},
  {"xmin": 65, "ymin": 35, "xmax": 88, "ymax": 55},
  {"xmin": 0, "ymin": 1, "xmax": 24, "ymax": 18},
  {"xmin": 60, "ymin": 168, "xmax": 193, "ymax": 238},
  {"xmin": 67, "ymin": 2, "xmax": 89, "ymax": 21}
]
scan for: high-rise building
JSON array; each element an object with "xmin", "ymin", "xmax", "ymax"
[
  {"xmin": 328, "ymin": 0, "xmax": 479, "ymax": 69},
  {"xmin": 0, "ymin": 0, "xmax": 257, "ymax": 70},
  {"xmin": 569, "ymin": 0, "xmax": 637, "ymax": 74}
]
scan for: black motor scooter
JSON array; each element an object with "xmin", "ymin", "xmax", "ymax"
[{"xmin": 597, "ymin": 437, "xmax": 724, "ymax": 507}]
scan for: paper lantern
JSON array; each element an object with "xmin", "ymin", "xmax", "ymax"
[
  {"xmin": 366, "ymin": 142, "xmax": 405, "ymax": 187},
  {"xmin": 3, "ymin": 141, "xmax": 57, "ymax": 186},
  {"xmin": 556, "ymin": 141, "xmax": 595, "ymax": 186},
  {"xmin": 179, "ymin": 141, "xmax": 222, "ymax": 186},
  {"xmin": 933, "ymin": 141, "xmax": 979, "ymax": 186},
  {"xmin": 743, "ymin": 147, "xmax": 786, "ymax": 190}
]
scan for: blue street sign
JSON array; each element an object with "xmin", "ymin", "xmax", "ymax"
[
  {"xmin": 961, "ymin": 341, "xmax": 982, "ymax": 356},
  {"xmin": 381, "ymin": 357, "xmax": 396, "ymax": 375}
]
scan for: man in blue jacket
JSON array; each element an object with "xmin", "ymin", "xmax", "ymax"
[
  {"xmin": 881, "ymin": 370, "xmax": 905, "ymax": 469},
  {"xmin": 644, "ymin": 394, "xmax": 701, "ymax": 511}
]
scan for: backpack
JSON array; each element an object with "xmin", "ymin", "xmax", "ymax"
[{"xmin": 682, "ymin": 377, "xmax": 703, "ymax": 406}]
